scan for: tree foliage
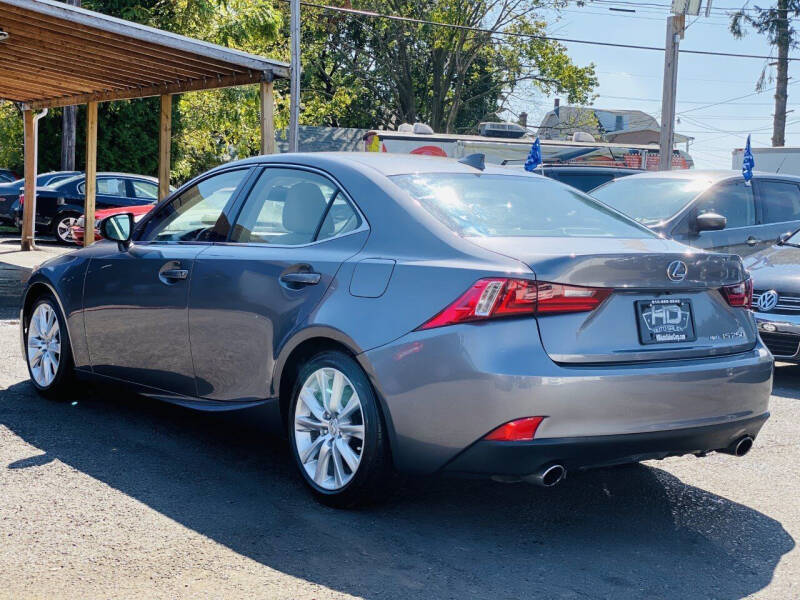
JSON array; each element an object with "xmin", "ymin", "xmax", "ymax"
[
  {"xmin": 730, "ymin": 1, "xmax": 800, "ymax": 146},
  {"xmin": 293, "ymin": 0, "xmax": 597, "ymax": 133}
]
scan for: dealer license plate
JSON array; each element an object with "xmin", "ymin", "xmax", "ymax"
[{"xmin": 636, "ymin": 298, "xmax": 696, "ymax": 345}]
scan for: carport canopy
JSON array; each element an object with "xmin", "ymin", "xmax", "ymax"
[{"xmin": 0, "ymin": 0, "xmax": 290, "ymax": 250}]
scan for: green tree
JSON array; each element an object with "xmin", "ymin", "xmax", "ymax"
[
  {"xmin": 287, "ymin": 0, "xmax": 597, "ymax": 133},
  {"xmin": 730, "ymin": 1, "xmax": 800, "ymax": 147}
]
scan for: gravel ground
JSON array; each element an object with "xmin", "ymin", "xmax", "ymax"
[{"xmin": 0, "ymin": 318, "xmax": 797, "ymax": 599}]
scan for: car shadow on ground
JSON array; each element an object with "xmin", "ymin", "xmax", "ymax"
[
  {"xmin": 0, "ymin": 379, "xmax": 794, "ymax": 600},
  {"xmin": 773, "ymin": 364, "xmax": 800, "ymax": 400}
]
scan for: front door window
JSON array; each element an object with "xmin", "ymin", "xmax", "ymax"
[{"xmin": 138, "ymin": 169, "xmax": 248, "ymax": 243}]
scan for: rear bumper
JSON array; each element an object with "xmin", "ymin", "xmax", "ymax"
[
  {"xmin": 361, "ymin": 319, "xmax": 773, "ymax": 475},
  {"xmin": 444, "ymin": 413, "xmax": 769, "ymax": 476}
]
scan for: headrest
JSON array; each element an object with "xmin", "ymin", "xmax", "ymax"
[{"xmin": 282, "ymin": 182, "xmax": 332, "ymax": 235}]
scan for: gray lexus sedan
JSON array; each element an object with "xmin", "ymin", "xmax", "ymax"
[{"xmin": 20, "ymin": 153, "xmax": 772, "ymax": 507}]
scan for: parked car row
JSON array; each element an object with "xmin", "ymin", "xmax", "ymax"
[
  {"xmin": 0, "ymin": 171, "xmax": 80, "ymax": 226},
  {"xmin": 21, "ymin": 153, "xmax": 771, "ymax": 507},
  {"xmin": 2, "ymin": 171, "xmax": 161, "ymax": 243}
]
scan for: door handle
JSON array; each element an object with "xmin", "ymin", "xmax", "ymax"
[
  {"xmin": 746, "ymin": 236, "xmax": 760, "ymax": 246},
  {"xmin": 158, "ymin": 262, "xmax": 189, "ymax": 284},
  {"xmin": 280, "ymin": 271, "xmax": 321, "ymax": 286},
  {"xmin": 161, "ymin": 269, "xmax": 188, "ymax": 280}
]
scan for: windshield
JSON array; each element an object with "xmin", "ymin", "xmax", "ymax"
[
  {"xmin": 591, "ymin": 177, "xmax": 713, "ymax": 226},
  {"xmin": 391, "ymin": 173, "xmax": 655, "ymax": 238}
]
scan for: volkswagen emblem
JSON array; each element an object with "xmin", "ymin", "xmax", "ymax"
[
  {"xmin": 757, "ymin": 290, "xmax": 779, "ymax": 312},
  {"xmin": 666, "ymin": 260, "xmax": 688, "ymax": 282}
]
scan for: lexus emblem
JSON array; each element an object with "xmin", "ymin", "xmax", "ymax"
[
  {"xmin": 666, "ymin": 260, "xmax": 688, "ymax": 282},
  {"xmin": 757, "ymin": 290, "xmax": 779, "ymax": 312}
]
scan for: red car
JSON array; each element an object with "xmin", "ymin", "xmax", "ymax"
[{"xmin": 71, "ymin": 204, "xmax": 154, "ymax": 245}]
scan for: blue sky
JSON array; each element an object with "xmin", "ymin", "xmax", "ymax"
[{"xmin": 521, "ymin": 1, "xmax": 794, "ymax": 169}]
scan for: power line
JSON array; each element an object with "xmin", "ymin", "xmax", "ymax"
[{"xmin": 291, "ymin": 1, "xmax": 800, "ymax": 62}]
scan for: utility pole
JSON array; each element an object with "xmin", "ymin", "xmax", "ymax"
[
  {"xmin": 61, "ymin": 0, "xmax": 80, "ymax": 171},
  {"xmin": 660, "ymin": 1, "xmax": 711, "ymax": 170},
  {"xmin": 773, "ymin": 0, "xmax": 790, "ymax": 147},
  {"xmin": 289, "ymin": 0, "xmax": 300, "ymax": 152},
  {"xmin": 659, "ymin": 14, "xmax": 683, "ymax": 170}
]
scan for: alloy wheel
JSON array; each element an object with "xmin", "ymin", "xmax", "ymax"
[
  {"xmin": 27, "ymin": 303, "xmax": 61, "ymax": 387},
  {"xmin": 56, "ymin": 217, "xmax": 77, "ymax": 243},
  {"xmin": 293, "ymin": 367, "xmax": 365, "ymax": 490}
]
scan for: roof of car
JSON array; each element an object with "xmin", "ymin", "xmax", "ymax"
[
  {"xmin": 232, "ymin": 151, "xmax": 543, "ymax": 177},
  {"xmin": 53, "ymin": 172, "xmax": 159, "ymax": 186},
  {"xmin": 509, "ymin": 165, "xmax": 644, "ymax": 175},
  {"xmin": 618, "ymin": 168, "xmax": 800, "ymax": 183}
]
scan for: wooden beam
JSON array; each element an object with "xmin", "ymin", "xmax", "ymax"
[
  {"xmin": 158, "ymin": 94, "xmax": 172, "ymax": 201},
  {"xmin": 84, "ymin": 101, "xmax": 98, "ymax": 247},
  {"xmin": 20, "ymin": 110, "xmax": 36, "ymax": 252},
  {"xmin": 260, "ymin": 80, "xmax": 275, "ymax": 155},
  {"xmin": 0, "ymin": 1, "xmax": 290, "ymax": 77},
  {"xmin": 26, "ymin": 71, "xmax": 271, "ymax": 110}
]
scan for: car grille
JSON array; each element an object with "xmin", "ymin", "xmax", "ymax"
[
  {"xmin": 752, "ymin": 290, "xmax": 800, "ymax": 314},
  {"xmin": 759, "ymin": 331, "xmax": 800, "ymax": 357}
]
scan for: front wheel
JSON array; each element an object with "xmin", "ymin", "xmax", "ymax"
[
  {"xmin": 24, "ymin": 295, "xmax": 75, "ymax": 398},
  {"xmin": 289, "ymin": 351, "xmax": 392, "ymax": 508},
  {"xmin": 52, "ymin": 213, "xmax": 80, "ymax": 245}
]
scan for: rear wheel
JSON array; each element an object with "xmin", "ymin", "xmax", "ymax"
[
  {"xmin": 52, "ymin": 212, "xmax": 80, "ymax": 245},
  {"xmin": 288, "ymin": 351, "xmax": 391, "ymax": 508},
  {"xmin": 24, "ymin": 295, "xmax": 75, "ymax": 398}
]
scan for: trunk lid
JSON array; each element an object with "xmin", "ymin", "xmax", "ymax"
[{"xmin": 470, "ymin": 236, "xmax": 757, "ymax": 363}]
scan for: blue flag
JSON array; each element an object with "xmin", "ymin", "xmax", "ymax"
[
  {"xmin": 742, "ymin": 134, "xmax": 755, "ymax": 184},
  {"xmin": 525, "ymin": 137, "xmax": 542, "ymax": 172}
]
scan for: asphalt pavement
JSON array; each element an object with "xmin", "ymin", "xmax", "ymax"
[{"xmin": 0, "ymin": 319, "xmax": 798, "ymax": 599}]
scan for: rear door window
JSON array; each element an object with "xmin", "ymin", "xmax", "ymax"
[
  {"xmin": 78, "ymin": 177, "xmax": 128, "ymax": 197},
  {"xmin": 231, "ymin": 168, "xmax": 359, "ymax": 245},
  {"xmin": 132, "ymin": 180, "xmax": 159, "ymax": 200},
  {"xmin": 757, "ymin": 180, "xmax": 800, "ymax": 224},
  {"xmin": 694, "ymin": 180, "xmax": 755, "ymax": 229}
]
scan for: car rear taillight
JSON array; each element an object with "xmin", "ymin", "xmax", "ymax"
[
  {"xmin": 484, "ymin": 417, "xmax": 544, "ymax": 441},
  {"xmin": 18, "ymin": 193, "xmax": 23, "ymax": 206},
  {"xmin": 721, "ymin": 278, "xmax": 753, "ymax": 308},
  {"xmin": 418, "ymin": 278, "xmax": 611, "ymax": 330}
]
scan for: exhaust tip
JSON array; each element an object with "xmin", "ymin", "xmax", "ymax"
[
  {"xmin": 541, "ymin": 464, "xmax": 566, "ymax": 487},
  {"xmin": 734, "ymin": 436, "xmax": 754, "ymax": 457},
  {"xmin": 524, "ymin": 464, "xmax": 566, "ymax": 487}
]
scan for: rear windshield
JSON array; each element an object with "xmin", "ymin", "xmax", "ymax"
[
  {"xmin": 391, "ymin": 173, "xmax": 655, "ymax": 238},
  {"xmin": 591, "ymin": 176, "xmax": 714, "ymax": 225}
]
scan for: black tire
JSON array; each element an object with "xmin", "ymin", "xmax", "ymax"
[
  {"xmin": 24, "ymin": 294, "xmax": 76, "ymax": 399},
  {"xmin": 52, "ymin": 212, "xmax": 81, "ymax": 245},
  {"xmin": 288, "ymin": 350, "xmax": 392, "ymax": 508}
]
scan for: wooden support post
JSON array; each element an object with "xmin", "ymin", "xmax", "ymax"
[
  {"xmin": 260, "ymin": 80, "xmax": 275, "ymax": 155},
  {"xmin": 84, "ymin": 101, "xmax": 98, "ymax": 247},
  {"xmin": 20, "ymin": 109, "xmax": 36, "ymax": 251},
  {"xmin": 158, "ymin": 94, "xmax": 172, "ymax": 200}
]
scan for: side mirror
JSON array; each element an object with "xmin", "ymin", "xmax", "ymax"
[
  {"xmin": 695, "ymin": 211, "xmax": 727, "ymax": 233},
  {"xmin": 99, "ymin": 213, "xmax": 133, "ymax": 250}
]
